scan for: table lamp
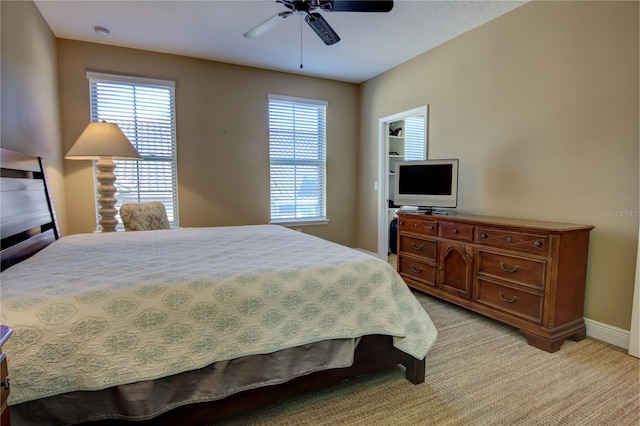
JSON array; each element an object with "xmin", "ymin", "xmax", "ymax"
[{"xmin": 66, "ymin": 121, "xmax": 142, "ymax": 232}]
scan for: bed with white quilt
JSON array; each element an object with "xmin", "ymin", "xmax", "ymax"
[{"xmin": 0, "ymin": 148, "xmax": 437, "ymax": 425}]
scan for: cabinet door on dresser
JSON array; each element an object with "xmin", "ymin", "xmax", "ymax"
[{"xmin": 437, "ymin": 241, "xmax": 474, "ymax": 299}]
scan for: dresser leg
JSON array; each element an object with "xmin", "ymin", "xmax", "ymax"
[
  {"xmin": 1, "ymin": 404, "xmax": 10, "ymax": 426},
  {"xmin": 571, "ymin": 327, "xmax": 587, "ymax": 342},
  {"xmin": 519, "ymin": 330, "xmax": 562, "ymax": 352},
  {"xmin": 519, "ymin": 325, "xmax": 587, "ymax": 353}
]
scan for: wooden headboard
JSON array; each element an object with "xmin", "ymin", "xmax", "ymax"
[{"xmin": 0, "ymin": 148, "xmax": 59, "ymax": 271}]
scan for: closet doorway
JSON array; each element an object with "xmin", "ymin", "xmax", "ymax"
[{"xmin": 376, "ymin": 106, "xmax": 428, "ymax": 262}]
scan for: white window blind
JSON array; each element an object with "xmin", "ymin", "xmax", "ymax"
[
  {"xmin": 404, "ymin": 116, "xmax": 426, "ymax": 160},
  {"xmin": 87, "ymin": 72, "xmax": 179, "ymax": 229},
  {"xmin": 268, "ymin": 94, "xmax": 327, "ymax": 224}
]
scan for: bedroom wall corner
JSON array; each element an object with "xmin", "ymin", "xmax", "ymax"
[{"xmin": 1, "ymin": 0, "xmax": 67, "ymax": 234}]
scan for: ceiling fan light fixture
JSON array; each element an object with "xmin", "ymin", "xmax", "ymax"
[{"xmin": 305, "ymin": 13, "xmax": 340, "ymax": 45}]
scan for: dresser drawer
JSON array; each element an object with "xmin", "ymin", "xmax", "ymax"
[
  {"xmin": 398, "ymin": 216, "xmax": 438, "ymax": 236},
  {"xmin": 476, "ymin": 278, "xmax": 543, "ymax": 323},
  {"xmin": 0, "ymin": 325, "xmax": 10, "ymax": 424},
  {"xmin": 476, "ymin": 251, "xmax": 546, "ymax": 290},
  {"xmin": 439, "ymin": 222, "xmax": 474, "ymax": 242},
  {"xmin": 399, "ymin": 236, "xmax": 436, "ymax": 260},
  {"xmin": 476, "ymin": 227, "xmax": 548, "ymax": 255},
  {"xmin": 398, "ymin": 256, "xmax": 436, "ymax": 287},
  {"xmin": 0, "ymin": 353, "xmax": 8, "ymax": 413}
]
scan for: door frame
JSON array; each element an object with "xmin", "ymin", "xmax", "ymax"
[
  {"xmin": 376, "ymin": 105, "xmax": 428, "ymax": 259},
  {"xmin": 629, "ymin": 226, "xmax": 639, "ymax": 357}
]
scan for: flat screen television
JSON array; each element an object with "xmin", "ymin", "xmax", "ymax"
[{"xmin": 393, "ymin": 159, "xmax": 459, "ymax": 212}]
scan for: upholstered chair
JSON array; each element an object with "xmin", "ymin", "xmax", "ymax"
[{"xmin": 119, "ymin": 202, "xmax": 170, "ymax": 231}]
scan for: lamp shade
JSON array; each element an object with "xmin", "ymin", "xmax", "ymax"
[{"xmin": 66, "ymin": 122, "xmax": 142, "ymax": 160}]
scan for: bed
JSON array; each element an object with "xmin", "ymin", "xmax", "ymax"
[{"xmin": 0, "ymin": 148, "xmax": 437, "ymax": 425}]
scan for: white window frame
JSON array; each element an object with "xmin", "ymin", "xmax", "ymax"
[
  {"xmin": 268, "ymin": 94, "xmax": 328, "ymax": 226},
  {"xmin": 87, "ymin": 71, "xmax": 179, "ymax": 230}
]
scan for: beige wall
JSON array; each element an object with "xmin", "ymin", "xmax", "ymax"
[
  {"xmin": 0, "ymin": 0, "xmax": 66, "ymax": 232},
  {"xmin": 57, "ymin": 40, "xmax": 359, "ymax": 246},
  {"xmin": 358, "ymin": 1, "xmax": 639, "ymax": 330}
]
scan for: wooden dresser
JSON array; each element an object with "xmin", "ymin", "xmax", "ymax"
[
  {"xmin": 396, "ymin": 212, "xmax": 594, "ymax": 352},
  {"xmin": 1, "ymin": 325, "xmax": 12, "ymax": 426}
]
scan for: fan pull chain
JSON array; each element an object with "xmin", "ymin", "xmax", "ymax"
[{"xmin": 299, "ymin": 15, "xmax": 303, "ymax": 69}]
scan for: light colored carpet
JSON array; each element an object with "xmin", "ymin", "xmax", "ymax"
[{"xmin": 216, "ymin": 290, "xmax": 639, "ymax": 425}]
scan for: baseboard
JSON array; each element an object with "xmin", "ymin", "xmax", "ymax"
[{"xmin": 585, "ymin": 318, "xmax": 630, "ymax": 349}]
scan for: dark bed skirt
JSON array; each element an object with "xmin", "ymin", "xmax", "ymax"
[{"xmin": 11, "ymin": 335, "xmax": 424, "ymax": 426}]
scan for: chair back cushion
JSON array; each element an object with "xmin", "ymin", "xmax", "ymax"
[{"xmin": 120, "ymin": 202, "xmax": 170, "ymax": 231}]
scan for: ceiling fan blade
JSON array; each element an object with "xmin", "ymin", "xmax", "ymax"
[
  {"xmin": 318, "ymin": 1, "xmax": 393, "ymax": 13},
  {"xmin": 305, "ymin": 12, "xmax": 341, "ymax": 45},
  {"xmin": 244, "ymin": 11, "xmax": 293, "ymax": 38}
]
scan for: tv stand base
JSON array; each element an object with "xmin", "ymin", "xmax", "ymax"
[
  {"xmin": 398, "ymin": 207, "xmax": 433, "ymax": 215},
  {"xmin": 398, "ymin": 208, "xmax": 458, "ymax": 216}
]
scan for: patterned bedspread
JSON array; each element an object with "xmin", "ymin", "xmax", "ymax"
[{"xmin": 0, "ymin": 225, "xmax": 437, "ymax": 405}]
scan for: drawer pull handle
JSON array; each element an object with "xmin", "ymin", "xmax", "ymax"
[
  {"xmin": 506, "ymin": 236, "xmax": 512, "ymax": 243},
  {"xmin": 534, "ymin": 241, "xmax": 541, "ymax": 247},
  {"xmin": 411, "ymin": 242, "xmax": 424, "ymax": 250},
  {"xmin": 480, "ymin": 233, "xmax": 487, "ymax": 239},
  {"xmin": 498, "ymin": 291, "xmax": 518, "ymax": 303},
  {"xmin": 411, "ymin": 265, "xmax": 423, "ymax": 273},
  {"xmin": 414, "ymin": 224, "xmax": 419, "ymax": 228},
  {"xmin": 499, "ymin": 261, "xmax": 520, "ymax": 273},
  {"xmin": 453, "ymin": 229, "xmax": 459, "ymax": 234},
  {"xmin": 1, "ymin": 375, "xmax": 9, "ymax": 391},
  {"xmin": 429, "ymin": 225, "xmax": 434, "ymax": 230}
]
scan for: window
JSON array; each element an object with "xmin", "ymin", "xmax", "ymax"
[
  {"xmin": 403, "ymin": 116, "xmax": 426, "ymax": 161},
  {"xmin": 268, "ymin": 94, "xmax": 328, "ymax": 225},
  {"xmin": 87, "ymin": 72, "xmax": 178, "ymax": 229}
]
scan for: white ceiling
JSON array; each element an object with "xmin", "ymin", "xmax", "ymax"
[{"xmin": 35, "ymin": 0, "xmax": 527, "ymax": 83}]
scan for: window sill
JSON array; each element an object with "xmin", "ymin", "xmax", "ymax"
[{"xmin": 270, "ymin": 218, "xmax": 330, "ymax": 227}]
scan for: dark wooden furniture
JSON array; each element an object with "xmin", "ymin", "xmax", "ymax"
[
  {"xmin": 0, "ymin": 148, "xmax": 426, "ymax": 424},
  {"xmin": 1, "ymin": 326, "xmax": 12, "ymax": 426},
  {"xmin": 397, "ymin": 212, "xmax": 594, "ymax": 352},
  {"xmin": 0, "ymin": 148, "xmax": 59, "ymax": 271}
]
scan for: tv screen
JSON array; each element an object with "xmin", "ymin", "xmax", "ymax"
[{"xmin": 393, "ymin": 159, "xmax": 459, "ymax": 210}]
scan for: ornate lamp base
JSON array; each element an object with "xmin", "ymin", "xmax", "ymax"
[{"xmin": 96, "ymin": 157, "xmax": 119, "ymax": 232}]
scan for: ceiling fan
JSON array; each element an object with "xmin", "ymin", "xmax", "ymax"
[{"xmin": 244, "ymin": 0, "xmax": 394, "ymax": 46}]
